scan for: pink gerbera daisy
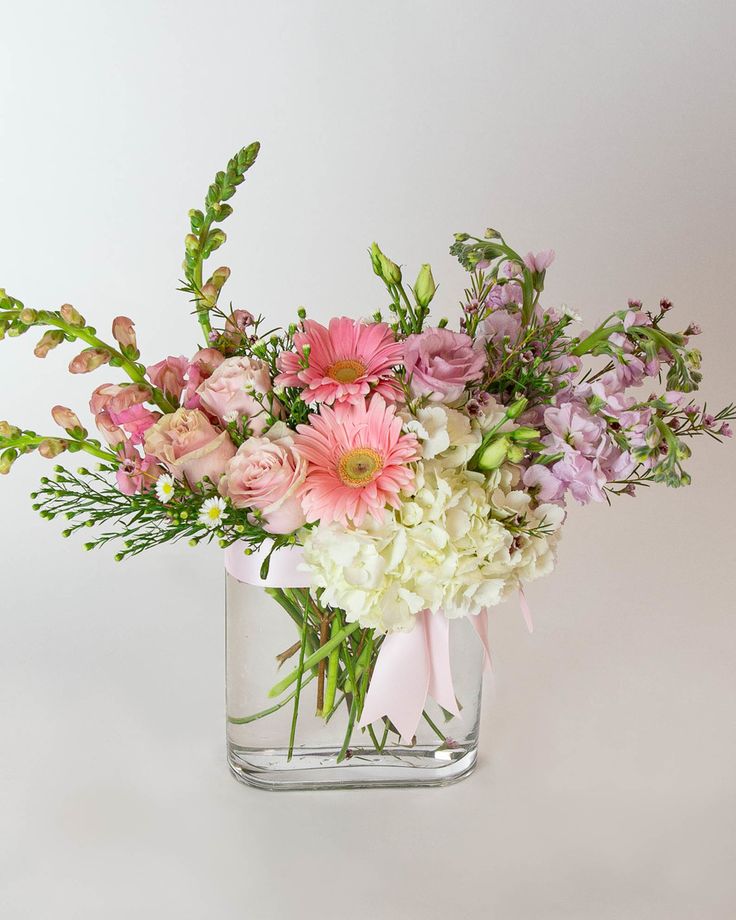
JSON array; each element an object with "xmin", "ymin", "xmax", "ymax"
[
  {"xmin": 275, "ymin": 317, "xmax": 403, "ymax": 406},
  {"xmin": 295, "ymin": 396, "xmax": 419, "ymax": 526}
]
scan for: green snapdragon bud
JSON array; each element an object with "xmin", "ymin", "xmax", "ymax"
[{"xmin": 414, "ymin": 264, "xmax": 436, "ymax": 308}]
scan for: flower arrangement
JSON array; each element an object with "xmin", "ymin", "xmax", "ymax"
[{"xmin": 1, "ymin": 141, "xmax": 733, "ymax": 770}]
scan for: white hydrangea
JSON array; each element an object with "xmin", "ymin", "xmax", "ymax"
[
  {"xmin": 300, "ymin": 459, "xmax": 565, "ymax": 634},
  {"xmin": 401, "ymin": 405, "xmax": 482, "ymax": 468}
]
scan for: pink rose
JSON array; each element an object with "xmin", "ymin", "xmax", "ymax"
[
  {"xmin": 220, "ymin": 424, "xmax": 307, "ymax": 534},
  {"xmin": 196, "ymin": 356, "xmax": 280, "ymax": 434},
  {"xmin": 403, "ymin": 328, "xmax": 486, "ymax": 404},
  {"xmin": 146, "ymin": 356, "xmax": 189, "ymax": 401},
  {"xmin": 143, "ymin": 408, "xmax": 236, "ymax": 485}
]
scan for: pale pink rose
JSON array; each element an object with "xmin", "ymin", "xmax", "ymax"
[
  {"xmin": 89, "ymin": 383, "xmax": 151, "ymax": 416},
  {"xmin": 403, "ymin": 328, "xmax": 486, "ymax": 404},
  {"xmin": 183, "ymin": 348, "xmax": 226, "ymax": 409},
  {"xmin": 220, "ymin": 425, "xmax": 307, "ymax": 534},
  {"xmin": 146, "ymin": 356, "xmax": 189, "ymax": 401},
  {"xmin": 196, "ymin": 356, "xmax": 280, "ymax": 433},
  {"xmin": 143, "ymin": 408, "xmax": 236, "ymax": 485}
]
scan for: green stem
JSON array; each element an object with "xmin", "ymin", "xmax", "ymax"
[
  {"xmin": 227, "ymin": 672, "xmax": 316, "ymax": 724},
  {"xmin": 336, "ymin": 695, "xmax": 359, "ymax": 763},
  {"xmin": 268, "ymin": 621, "xmax": 361, "ymax": 698},
  {"xmin": 422, "ymin": 710, "xmax": 447, "ymax": 743},
  {"xmin": 287, "ymin": 607, "xmax": 309, "ymax": 761},
  {"xmin": 322, "ymin": 617, "xmax": 341, "ymax": 716},
  {"xmin": 572, "ymin": 321, "xmax": 623, "ymax": 358}
]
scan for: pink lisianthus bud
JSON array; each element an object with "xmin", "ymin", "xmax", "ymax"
[
  {"xmin": 147, "ymin": 356, "xmax": 189, "ymax": 401},
  {"xmin": 51, "ymin": 405, "xmax": 86, "ymax": 435},
  {"xmin": 68, "ymin": 348, "xmax": 111, "ymax": 374},
  {"xmin": 95, "ymin": 411, "xmax": 126, "ymax": 447},
  {"xmin": 34, "ymin": 330, "xmax": 65, "ymax": 358},
  {"xmin": 38, "ymin": 437, "xmax": 68, "ymax": 459},
  {"xmin": 59, "ymin": 304, "xmax": 85, "ymax": 326},
  {"xmin": 112, "ymin": 316, "xmax": 138, "ymax": 352}
]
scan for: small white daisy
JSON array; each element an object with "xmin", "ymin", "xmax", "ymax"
[
  {"xmin": 561, "ymin": 303, "xmax": 583, "ymax": 323},
  {"xmin": 155, "ymin": 474, "xmax": 176, "ymax": 504},
  {"xmin": 199, "ymin": 496, "xmax": 227, "ymax": 529}
]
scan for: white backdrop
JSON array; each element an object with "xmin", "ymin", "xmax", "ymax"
[{"xmin": 1, "ymin": 2, "xmax": 735, "ymax": 918}]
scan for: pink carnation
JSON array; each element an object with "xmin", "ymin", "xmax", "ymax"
[
  {"xmin": 295, "ymin": 396, "xmax": 418, "ymax": 526},
  {"xmin": 403, "ymin": 328, "xmax": 486, "ymax": 404},
  {"xmin": 275, "ymin": 317, "xmax": 403, "ymax": 406}
]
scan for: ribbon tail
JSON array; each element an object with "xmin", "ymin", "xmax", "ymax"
[
  {"xmin": 425, "ymin": 613, "xmax": 461, "ymax": 717},
  {"xmin": 519, "ymin": 585, "xmax": 534, "ymax": 634},
  {"xmin": 358, "ymin": 613, "xmax": 430, "ymax": 744},
  {"xmin": 224, "ymin": 540, "xmax": 311, "ymax": 588},
  {"xmin": 470, "ymin": 609, "xmax": 493, "ymax": 673}
]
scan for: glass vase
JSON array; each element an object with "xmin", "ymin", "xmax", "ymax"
[{"xmin": 226, "ymin": 567, "xmax": 485, "ymax": 791}]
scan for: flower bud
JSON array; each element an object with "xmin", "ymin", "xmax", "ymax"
[
  {"xmin": 38, "ymin": 438, "xmax": 68, "ymax": 459},
  {"xmin": 185, "ymin": 233, "xmax": 200, "ymax": 253},
  {"xmin": 414, "ymin": 264, "xmax": 436, "ymax": 309},
  {"xmin": 200, "ymin": 283, "xmax": 218, "ymax": 306},
  {"xmin": 477, "ymin": 436, "xmax": 510, "ymax": 472},
  {"xmin": 209, "ymin": 266, "xmax": 231, "ymax": 291},
  {"xmin": 112, "ymin": 316, "xmax": 138, "ymax": 352},
  {"xmin": 369, "ymin": 242, "xmax": 384, "ymax": 276},
  {"xmin": 95, "ymin": 411, "xmax": 126, "ymax": 446},
  {"xmin": 34, "ymin": 330, "xmax": 65, "ymax": 358},
  {"xmin": 0, "ymin": 420, "xmax": 19, "ymax": 439},
  {"xmin": 68, "ymin": 347, "xmax": 111, "ymax": 374},
  {"xmin": 51, "ymin": 405, "xmax": 86, "ymax": 436},
  {"xmin": 454, "ymin": 232, "xmax": 469, "ymax": 242},
  {"xmin": 507, "ymin": 443, "xmax": 526, "ymax": 464},
  {"xmin": 19, "ymin": 308, "xmax": 38, "ymax": 324},
  {"xmin": 510, "ymin": 427, "xmax": 540, "ymax": 442},
  {"xmin": 379, "ymin": 253, "xmax": 402, "ymax": 286},
  {"xmin": 0, "ymin": 448, "xmax": 18, "ymax": 474},
  {"xmin": 205, "ymin": 229, "xmax": 226, "ymax": 254},
  {"xmin": 189, "ymin": 209, "xmax": 204, "ymax": 231},
  {"xmin": 506, "ymin": 397, "xmax": 529, "ymax": 420},
  {"xmin": 59, "ymin": 303, "xmax": 85, "ymax": 326}
]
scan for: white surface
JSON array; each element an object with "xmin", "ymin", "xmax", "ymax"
[{"xmin": 1, "ymin": 2, "xmax": 735, "ymax": 917}]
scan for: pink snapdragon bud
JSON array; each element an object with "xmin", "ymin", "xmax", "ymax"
[
  {"xmin": 51, "ymin": 405, "xmax": 86, "ymax": 435},
  {"xmin": 224, "ymin": 310, "xmax": 256, "ymax": 342},
  {"xmin": 95, "ymin": 411, "xmax": 126, "ymax": 446},
  {"xmin": 59, "ymin": 304, "xmax": 85, "ymax": 326},
  {"xmin": 34, "ymin": 330, "xmax": 65, "ymax": 358},
  {"xmin": 89, "ymin": 382, "xmax": 150, "ymax": 416},
  {"xmin": 69, "ymin": 348, "xmax": 111, "ymax": 374},
  {"xmin": 38, "ymin": 438, "xmax": 68, "ymax": 459},
  {"xmin": 112, "ymin": 316, "xmax": 138, "ymax": 352}
]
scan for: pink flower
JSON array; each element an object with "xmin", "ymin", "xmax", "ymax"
[
  {"xmin": 183, "ymin": 348, "xmax": 225, "ymax": 409},
  {"xmin": 220, "ymin": 425, "xmax": 307, "ymax": 534},
  {"xmin": 108, "ymin": 404, "xmax": 160, "ymax": 446},
  {"xmin": 476, "ymin": 309, "xmax": 523, "ymax": 346},
  {"xmin": 551, "ymin": 454, "xmax": 606, "ymax": 504},
  {"xmin": 112, "ymin": 316, "xmax": 137, "ymax": 351},
  {"xmin": 275, "ymin": 317, "xmax": 403, "ymax": 406},
  {"xmin": 197, "ymin": 356, "xmax": 278, "ymax": 433},
  {"xmin": 147, "ymin": 356, "xmax": 189, "ymax": 401},
  {"xmin": 523, "ymin": 464, "xmax": 566, "ymax": 503},
  {"xmin": 543, "ymin": 402, "xmax": 605, "ymax": 458},
  {"xmin": 115, "ymin": 443, "xmax": 161, "ymax": 495},
  {"xmin": 404, "ymin": 328, "xmax": 486, "ymax": 404},
  {"xmin": 95, "ymin": 411, "xmax": 126, "ymax": 447},
  {"xmin": 89, "ymin": 383, "xmax": 151, "ymax": 416},
  {"xmin": 143, "ymin": 408, "xmax": 236, "ymax": 485},
  {"xmin": 295, "ymin": 396, "xmax": 419, "ymax": 526},
  {"xmin": 524, "ymin": 250, "xmax": 555, "ymax": 273}
]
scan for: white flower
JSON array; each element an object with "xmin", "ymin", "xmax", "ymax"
[
  {"xmin": 155, "ymin": 474, "xmax": 176, "ymax": 504},
  {"xmin": 402, "ymin": 405, "xmax": 482, "ymax": 468},
  {"xmin": 199, "ymin": 496, "xmax": 227, "ymax": 529},
  {"xmin": 302, "ymin": 459, "xmax": 563, "ymax": 633},
  {"xmin": 561, "ymin": 303, "xmax": 583, "ymax": 323}
]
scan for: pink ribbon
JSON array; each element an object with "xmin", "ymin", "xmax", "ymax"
[
  {"xmin": 224, "ymin": 541, "xmax": 310, "ymax": 588},
  {"xmin": 358, "ymin": 609, "xmax": 493, "ymax": 744}
]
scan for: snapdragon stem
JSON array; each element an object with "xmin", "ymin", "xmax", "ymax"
[
  {"xmin": 268, "ymin": 622, "xmax": 361, "ymax": 698},
  {"xmin": 287, "ymin": 608, "xmax": 309, "ymax": 761}
]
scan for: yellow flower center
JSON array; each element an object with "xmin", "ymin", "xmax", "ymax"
[
  {"xmin": 337, "ymin": 448, "xmax": 383, "ymax": 488},
  {"xmin": 327, "ymin": 359, "xmax": 366, "ymax": 384}
]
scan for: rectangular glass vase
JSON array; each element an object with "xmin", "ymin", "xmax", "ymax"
[{"xmin": 226, "ymin": 572, "xmax": 484, "ymax": 790}]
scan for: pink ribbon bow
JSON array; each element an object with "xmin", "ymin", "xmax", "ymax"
[{"xmin": 358, "ymin": 609, "xmax": 492, "ymax": 744}]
